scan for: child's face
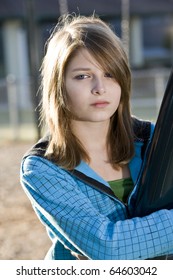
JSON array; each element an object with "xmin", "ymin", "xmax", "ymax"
[{"xmin": 65, "ymin": 48, "xmax": 121, "ymax": 124}]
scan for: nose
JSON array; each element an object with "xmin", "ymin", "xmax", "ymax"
[{"xmin": 91, "ymin": 78, "xmax": 106, "ymax": 95}]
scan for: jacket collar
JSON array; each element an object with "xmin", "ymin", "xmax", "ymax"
[{"xmin": 75, "ymin": 160, "xmax": 111, "ymax": 188}]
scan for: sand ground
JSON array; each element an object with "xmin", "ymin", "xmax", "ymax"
[{"xmin": 0, "ymin": 141, "xmax": 51, "ymax": 260}]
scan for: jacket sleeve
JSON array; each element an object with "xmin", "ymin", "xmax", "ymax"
[{"xmin": 20, "ymin": 155, "xmax": 173, "ymax": 260}]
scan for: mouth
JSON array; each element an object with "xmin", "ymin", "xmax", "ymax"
[{"xmin": 91, "ymin": 101, "xmax": 109, "ymax": 108}]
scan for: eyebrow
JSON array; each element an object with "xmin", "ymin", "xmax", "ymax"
[{"xmin": 71, "ymin": 68, "xmax": 91, "ymax": 72}]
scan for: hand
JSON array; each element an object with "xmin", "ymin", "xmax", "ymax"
[{"xmin": 71, "ymin": 251, "xmax": 89, "ymax": 260}]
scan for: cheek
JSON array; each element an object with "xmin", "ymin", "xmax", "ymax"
[
  {"xmin": 66, "ymin": 89, "xmax": 84, "ymax": 109},
  {"xmin": 114, "ymin": 86, "xmax": 121, "ymax": 104},
  {"xmin": 65, "ymin": 83, "xmax": 76, "ymax": 106},
  {"xmin": 66, "ymin": 82, "xmax": 87, "ymax": 107}
]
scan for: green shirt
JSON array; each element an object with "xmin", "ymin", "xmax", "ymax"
[{"xmin": 108, "ymin": 177, "xmax": 134, "ymax": 203}]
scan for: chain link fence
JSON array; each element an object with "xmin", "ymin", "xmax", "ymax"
[
  {"xmin": 131, "ymin": 68, "xmax": 171, "ymax": 122},
  {"xmin": 0, "ymin": 68, "xmax": 171, "ymax": 142},
  {"xmin": 0, "ymin": 75, "xmax": 36, "ymax": 142}
]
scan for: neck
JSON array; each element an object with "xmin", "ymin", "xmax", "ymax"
[{"xmin": 71, "ymin": 120, "xmax": 110, "ymax": 151}]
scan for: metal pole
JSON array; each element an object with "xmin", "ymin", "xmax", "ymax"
[
  {"xmin": 121, "ymin": 0, "xmax": 130, "ymax": 58},
  {"xmin": 26, "ymin": 0, "xmax": 41, "ymax": 140},
  {"xmin": 58, "ymin": 0, "xmax": 69, "ymax": 15},
  {"xmin": 6, "ymin": 75, "xmax": 19, "ymax": 141}
]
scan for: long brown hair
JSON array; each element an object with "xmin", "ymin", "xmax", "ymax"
[{"xmin": 40, "ymin": 14, "xmax": 134, "ymax": 170}]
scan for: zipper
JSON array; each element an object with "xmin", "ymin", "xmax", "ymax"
[{"xmin": 69, "ymin": 169, "xmax": 128, "ymax": 209}]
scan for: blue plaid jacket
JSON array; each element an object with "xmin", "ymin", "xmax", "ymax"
[{"xmin": 20, "ymin": 122, "xmax": 173, "ymax": 260}]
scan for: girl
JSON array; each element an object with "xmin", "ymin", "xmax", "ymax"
[{"xmin": 20, "ymin": 14, "xmax": 173, "ymax": 259}]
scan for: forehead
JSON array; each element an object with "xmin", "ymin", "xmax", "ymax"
[{"xmin": 66, "ymin": 48, "xmax": 103, "ymax": 71}]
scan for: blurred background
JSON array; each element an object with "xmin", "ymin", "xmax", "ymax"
[{"xmin": 0, "ymin": 0, "xmax": 173, "ymax": 259}]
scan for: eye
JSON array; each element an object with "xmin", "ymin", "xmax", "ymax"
[
  {"xmin": 75, "ymin": 74, "xmax": 89, "ymax": 80},
  {"xmin": 104, "ymin": 73, "xmax": 113, "ymax": 78}
]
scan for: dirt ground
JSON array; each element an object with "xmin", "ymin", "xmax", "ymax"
[{"xmin": 0, "ymin": 140, "xmax": 51, "ymax": 260}]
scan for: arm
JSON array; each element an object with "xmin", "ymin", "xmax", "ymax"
[{"xmin": 21, "ymin": 155, "xmax": 173, "ymax": 260}]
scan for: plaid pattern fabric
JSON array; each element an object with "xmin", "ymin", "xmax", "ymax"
[{"xmin": 20, "ymin": 130, "xmax": 173, "ymax": 259}]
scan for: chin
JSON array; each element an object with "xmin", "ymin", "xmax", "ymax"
[
  {"xmin": 87, "ymin": 117, "xmax": 111, "ymax": 123},
  {"xmin": 74, "ymin": 112, "xmax": 113, "ymax": 122}
]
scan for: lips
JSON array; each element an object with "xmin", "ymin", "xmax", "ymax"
[{"xmin": 91, "ymin": 101, "xmax": 109, "ymax": 108}]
